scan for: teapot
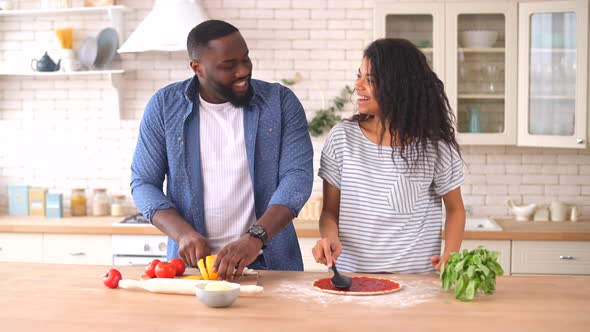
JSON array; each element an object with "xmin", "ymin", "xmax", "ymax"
[
  {"xmin": 507, "ymin": 199, "xmax": 536, "ymax": 222},
  {"xmin": 31, "ymin": 52, "xmax": 61, "ymax": 72}
]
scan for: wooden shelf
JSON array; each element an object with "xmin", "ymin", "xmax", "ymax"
[
  {"xmin": 459, "ymin": 47, "xmax": 505, "ymax": 53},
  {"xmin": 0, "ymin": 5, "xmax": 125, "ymax": 16},
  {"xmin": 458, "ymin": 94, "xmax": 505, "ymax": 100},
  {"xmin": 0, "ymin": 70, "xmax": 124, "ymax": 77}
]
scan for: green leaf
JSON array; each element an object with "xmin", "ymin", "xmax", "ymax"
[
  {"xmin": 466, "ymin": 265, "xmax": 476, "ymax": 278},
  {"xmin": 454, "ymin": 275, "xmax": 468, "ymax": 298},
  {"xmin": 477, "ymin": 263, "xmax": 490, "ymax": 276},
  {"xmin": 464, "ymin": 280, "xmax": 476, "ymax": 301},
  {"xmin": 488, "ymin": 261, "xmax": 504, "ymax": 276}
]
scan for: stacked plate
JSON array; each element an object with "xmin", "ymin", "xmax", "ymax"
[{"xmin": 78, "ymin": 27, "xmax": 119, "ymax": 69}]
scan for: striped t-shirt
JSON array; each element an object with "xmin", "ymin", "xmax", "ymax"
[{"xmin": 318, "ymin": 120, "xmax": 464, "ymax": 274}]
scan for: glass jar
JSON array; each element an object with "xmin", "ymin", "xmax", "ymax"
[
  {"xmin": 110, "ymin": 195, "xmax": 128, "ymax": 217},
  {"xmin": 92, "ymin": 188, "xmax": 110, "ymax": 216},
  {"xmin": 70, "ymin": 188, "xmax": 87, "ymax": 216}
]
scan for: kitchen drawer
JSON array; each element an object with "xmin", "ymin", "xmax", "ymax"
[
  {"xmin": 298, "ymin": 237, "xmax": 328, "ymax": 272},
  {"xmin": 43, "ymin": 234, "xmax": 112, "ymax": 265},
  {"xmin": 0, "ymin": 233, "xmax": 43, "ymax": 263},
  {"xmin": 442, "ymin": 240, "xmax": 511, "ymax": 275},
  {"xmin": 111, "ymin": 234, "xmax": 168, "ymax": 256},
  {"xmin": 512, "ymin": 241, "xmax": 590, "ymax": 275}
]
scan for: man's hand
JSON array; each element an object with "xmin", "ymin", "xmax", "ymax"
[
  {"xmin": 213, "ymin": 234, "xmax": 262, "ymax": 281},
  {"xmin": 177, "ymin": 232, "xmax": 211, "ymax": 269}
]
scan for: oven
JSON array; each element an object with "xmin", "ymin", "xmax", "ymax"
[
  {"xmin": 111, "ymin": 214, "xmax": 168, "ymax": 266},
  {"xmin": 111, "ymin": 234, "xmax": 167, "ymax": 266}
]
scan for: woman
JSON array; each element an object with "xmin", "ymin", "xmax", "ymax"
[{"xmin": 312, "ymin": 38, "xmax": 466, "ymax": 273}]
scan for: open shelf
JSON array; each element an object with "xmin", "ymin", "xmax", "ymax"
[
  {"xmin": 0, "ymin": 70, "xmax": 124, "ymax": 77},
  {"xmin": 0, "ymin": 5, "xmax": 125, "ymax": 16}
]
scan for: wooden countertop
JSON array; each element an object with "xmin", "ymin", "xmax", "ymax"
[
  {"xmin": 0, "ymin": 263, "xmax": 588, "ymax": 332},
  {"xmin": 0, "ymin": 216, "xmax": 164, "ymax": 235},
  {"xmin": 1, "ymin": 215, "xmax": 590, "ymax": 241},
  {"xmin": 296, "ymin": 218, "xmax": 590, "ymax": 241}
]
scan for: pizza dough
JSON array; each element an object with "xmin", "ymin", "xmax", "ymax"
[{"xmin": 312, "ymin": 276, "xmax": 402, "ymax": 296}]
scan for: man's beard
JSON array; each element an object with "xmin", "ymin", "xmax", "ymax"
[{"xmin": 212, "ymin": 76, "xmax": 254, "ymax": 108}]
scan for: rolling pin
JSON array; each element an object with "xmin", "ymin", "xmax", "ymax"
[{"xmin": 118, "ymin": 278, "xmax": 263, "ymax": 297}]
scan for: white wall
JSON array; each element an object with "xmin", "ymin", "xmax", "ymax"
[{"xmin": 1, "ymin": 0, "xmax": 589, "ymax": 218}]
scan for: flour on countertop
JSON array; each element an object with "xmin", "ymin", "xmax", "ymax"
[{"xmin": 273, "ymin": 278, "xmax": 440, "ymax": 308}]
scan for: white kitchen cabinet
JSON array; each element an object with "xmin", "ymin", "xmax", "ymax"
[
  {"xmin": 298, "ymin": 237, "xmax": 329, "ymax": 272},
  {"xmin": 375, "ymin": 0, "xmax": 589, "ymax": 148},
  {"xmin": 43, "ymin": 234, "xmax": 112, "ymax": 265},
  {"xmin": 446, "ymin": 2, "xmax": 518, "ymax": 145},
  {"xmin": 442, "ymin": 239, "xmax": 512, "ymax": 275},
  {"xmin": 517, "ymin": 0, "xmax": 589, "ymax": 148},
  {"xmin": 374, "ymin": 2, "xmax": 446, "ymax": 79},
  {"xmin": 0, "ymin": 233, "xmax": 43, "ymax": 263},
  {"xmin": 512, "ymin": 240, "xmax": 590, "ymax": 275}
]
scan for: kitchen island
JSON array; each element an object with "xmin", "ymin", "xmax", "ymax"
[{"xmin": 0, "ymin": 263, "xmax": 588, "ymax": 331}]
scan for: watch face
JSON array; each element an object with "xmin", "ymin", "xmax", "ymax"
[{"xmin": 249, "ymin": 225, "xmax": 267, "ymax": 242}]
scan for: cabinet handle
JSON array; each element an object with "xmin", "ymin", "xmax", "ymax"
[
  {"xmin": 576, "ymin": 138, "xmax": 584, "ymax": 144},
  {"xmin": 158, "ymin": 242, "xmax": 166, "ymax": 252},
  {"xmin": 144, "ymin": 244, "xmax": 151, "ymax": 252},
  {"xmin": 69, "ymin": 252, "xmax": 86, "ymax": 256},
  {"xmin": 559, "ymin": 255, "xmax": 575, "ymax": 260}
]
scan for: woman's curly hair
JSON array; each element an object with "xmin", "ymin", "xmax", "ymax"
[{"xmin": 351, "ymin": 38, "xmax": 460, "ymax": 166}]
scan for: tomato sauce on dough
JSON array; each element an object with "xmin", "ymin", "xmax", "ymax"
[{"xmin": 313, "ymin": 276, "xmax": 400, "ymax": 293}]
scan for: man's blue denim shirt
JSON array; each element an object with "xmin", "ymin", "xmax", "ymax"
[{"xmin": 130, "ymin": 76, "xmax": 313, "ymax": 271}]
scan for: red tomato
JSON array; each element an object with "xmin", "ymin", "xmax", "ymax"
[
  {"xmin": 144, "ymin": 259, "xmax": 161, "ymax": 278},
  {"xmin": 155, "ymin": 261, "xmax": 176, "ymax": 278},
  {"xmin": 170, "ymin": 258, "xmax": 186, "ymax": 276},
  {"xmin": 103, "ymin": 268, "xmax": 122, "ymax": 288}
]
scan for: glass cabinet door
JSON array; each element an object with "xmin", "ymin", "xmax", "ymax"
[
  {"xmin": 446, "ymin": 3, "xmax": 517, "ymax": 145},
  {"xmin": 374, "ymin": 2, "xmax": 445, "ymax": 79},
  {"xmin": 518, "ymin": 0, "xmax": 588, "ymax": 148},
  {"xmin": 528, "ymin": 12, "xmax": 576, "ymax": 136}
]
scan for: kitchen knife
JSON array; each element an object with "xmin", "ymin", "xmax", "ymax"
[{"xmin": 118, "ymin": 278, "xmax": 263, "ymax": 297}]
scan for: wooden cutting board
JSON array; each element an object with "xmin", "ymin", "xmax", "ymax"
[{"xmin": 118, "ymin": 278, "xmax": 263, "ymax": 296}]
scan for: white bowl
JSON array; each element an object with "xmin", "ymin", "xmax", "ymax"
[
  {"xmin": 459, "ymin": 30, "xmax": 498, "ymax": 48},
  {"xmin": 195, "ymin": 281, "xmax": 240, "ymax": 308}
]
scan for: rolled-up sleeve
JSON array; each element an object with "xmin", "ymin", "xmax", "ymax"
[
  {"xmin": 267, "ymin": 87, "xmax": 314, "ymax": 217},
  {"xmin": 317, "ymin": 128, "xmax": 341, "ymax": 190},
  {"xmin": 130, "ymin": 91, "xmax": 177, "ymax": 221},
  {"xmin": 433, "ymin": 142, "xmax": 464, "ymax": 196}
]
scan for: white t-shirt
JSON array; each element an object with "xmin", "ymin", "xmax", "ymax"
[
  {"xmin": 318, "ymin": 120, "xmax": 464, "ymax": 273},
  {"xmin": 199, "ymin": 96, "xmax": 256, "ymax": 253}
]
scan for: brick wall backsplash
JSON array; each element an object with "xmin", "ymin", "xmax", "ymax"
[{"xmin": 0, "ymin": 0, "xmax": 588, "ymax": 218}]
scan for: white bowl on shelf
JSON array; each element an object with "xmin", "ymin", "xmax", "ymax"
[{"xmin": 459, "ymin": 30, "xmax": 498, "ymax": 48}]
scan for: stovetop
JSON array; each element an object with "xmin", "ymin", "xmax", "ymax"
[{"xmin": 112, "ymin": 213, "xmax": 152, "ymax": 226}]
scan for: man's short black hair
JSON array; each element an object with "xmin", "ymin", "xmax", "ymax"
[{"xmin": 187, "ymin": 20, "xmax": 239, "ymax": 60}]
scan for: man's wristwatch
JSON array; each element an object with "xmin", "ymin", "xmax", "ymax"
[{"xmin": 247, "ymin": 224, "xmax": 268, "ymax": 249}]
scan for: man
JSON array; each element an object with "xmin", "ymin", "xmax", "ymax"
[{"xmin": 131, "ymin": 20, "xmax": 313, "ymax": 280}]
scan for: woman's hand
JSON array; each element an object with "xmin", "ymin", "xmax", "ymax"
[
  {"xmin": 431, "ymin": 252, "xmax": 451, "ymax": 271},
  {"xmin": 312, "ymin": 236, "xmax": 342, "ymax": 268}
]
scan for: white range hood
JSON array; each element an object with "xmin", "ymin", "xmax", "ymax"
[{"xmin": 118, "ymin": 0, "xmax": 209, "ymax": 53}]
